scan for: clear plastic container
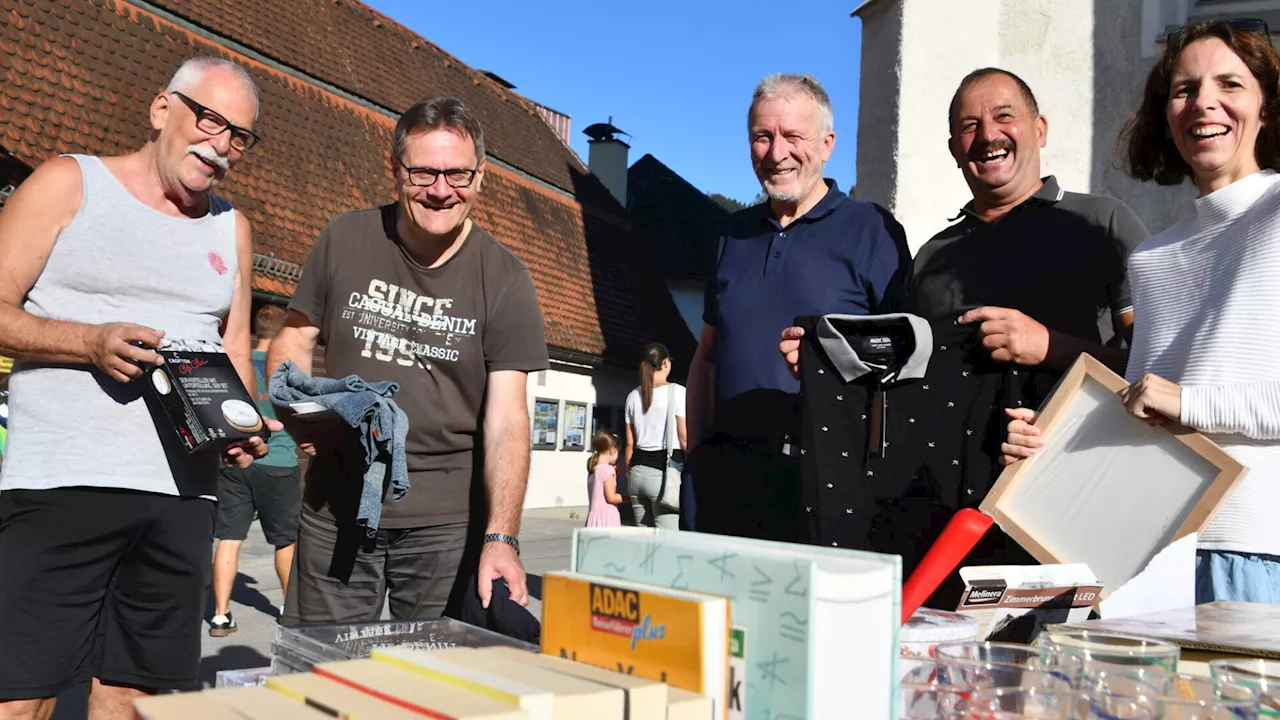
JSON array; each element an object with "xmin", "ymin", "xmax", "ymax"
[
  {"xmin": 213, "ymin": 666, "xmax": 273, "ymax": 688},
  {"xmin": 270, "ymin": 641, "xmax": 319, "ymax": 675},
  {"xmin": 272, "ymin": 618, "xmax": 536, "ymax": 671}
]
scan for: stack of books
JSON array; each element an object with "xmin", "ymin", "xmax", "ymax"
[
  {"xmin": 134, "ymin": 645, "xmax": 712, "ymax": 720},
  {"xmin": 137, "ymin": 528, "xmax": 900, "ymax": 720}
]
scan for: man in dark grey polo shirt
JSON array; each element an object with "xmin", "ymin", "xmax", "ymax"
[
  {"xmin": 915, "ymin": 67, "xmax": 1147, "ymax": 373},
  {"xmin": 908, "ymin": 67, "xmax": 1146, "ymax": 591}
]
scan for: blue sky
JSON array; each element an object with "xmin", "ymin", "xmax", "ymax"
[{"xmin": 363, "ymin": 0, "xmax": 863, "ymax": 206}]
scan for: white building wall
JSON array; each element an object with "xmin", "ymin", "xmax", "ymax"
[
  {"xmin": 857, "ymin": 0, "xmax": 1196, "ymax": 253},
  {"xmin": 523, "ymin": 360, "xmax": 634, "ymax": 509},
  {"xmin": 891, "ymin": 0, "xmax": 1003, "ymax": 252}
]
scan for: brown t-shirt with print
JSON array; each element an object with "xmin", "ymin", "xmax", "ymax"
[{"xmin": 289, "ymin": 205, "xmax": 549, "ymax": 527}]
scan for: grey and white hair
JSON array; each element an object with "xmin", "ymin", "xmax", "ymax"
[
  {"xmin": 165, "ymin": 56, "xmax": 260, "ymax": 120},
  {"xmin": 749, "ymin": 73, "xmax": 835, "ymax": 134}
]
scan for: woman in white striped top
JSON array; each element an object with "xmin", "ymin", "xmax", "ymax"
[{"xmin": 1003, "ymin": 19, "xmax": 1280, "ymax": 603}]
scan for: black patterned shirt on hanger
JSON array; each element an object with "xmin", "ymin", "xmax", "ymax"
[{"xmin": 796, "ymin": 313, "xmax": 1056, "ymax": 580}]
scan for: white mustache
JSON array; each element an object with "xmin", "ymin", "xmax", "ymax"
[{"xmin": 187, "ymin": 145, "xmax": 229, "ymax": 171}]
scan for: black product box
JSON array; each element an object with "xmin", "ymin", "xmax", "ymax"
[{"xmin": 140, "ymin": 339, "xmax": 270, "ymax": 453}]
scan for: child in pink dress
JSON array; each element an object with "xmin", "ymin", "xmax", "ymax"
[{"xmin": 585, "ymin": 430, "xmax": 623, "ymax": 528}]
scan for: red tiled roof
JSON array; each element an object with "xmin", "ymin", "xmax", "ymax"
[
  {"xmin": 147, "ymin": 0, "xmax": 601, "ymax": 199},
  {"xmin": 0, "ymin": 0, "xmax": 695, "ymax": 362}
]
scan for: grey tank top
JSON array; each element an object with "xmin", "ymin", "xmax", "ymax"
[{"xmin": 0, "ymin": 154, "xmax": 239, "ymax": 496}]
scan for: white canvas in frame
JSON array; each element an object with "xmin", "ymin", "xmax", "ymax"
[{"xmin": 980, "ymin": 355, "xmax": 1246, "ymax": 598}]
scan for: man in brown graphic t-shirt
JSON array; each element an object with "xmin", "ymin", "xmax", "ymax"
[{"xmin": 269, "ymin": 97, "xmax": 548, "ymax": 623}]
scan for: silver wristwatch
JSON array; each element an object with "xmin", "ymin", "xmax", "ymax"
[{"xmin": 484, "ymin": 532, "xmax": 520, "ymax": 556}]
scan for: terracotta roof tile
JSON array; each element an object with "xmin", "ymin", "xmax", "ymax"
[
  {"xmin": 148, "ymin": 0, "xmax": 607, "ymax": 203},
  {"xmin": 0, "ymin": 0, "xmax": 695, "ymax": 363}
]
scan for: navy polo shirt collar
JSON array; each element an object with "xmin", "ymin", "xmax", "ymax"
[
  {"xmin": 951, "ymin": 175, "xmax": 1064, "ymax": 223},
  {"xmin": 762, "ymin": 179, "xmax": 843, "ymax": 230}
]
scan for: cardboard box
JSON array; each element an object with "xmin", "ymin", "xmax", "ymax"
[
  {"xmin": 286, "ymin": 401, "xmax": 342, "ymax": 423},
  {"xmin": 142, "ymin": 339, "xmax": 268, "ymax": 453},
  {"xmin": 955, "ymin": 564, "xmax": 1102, "ymax": 644}
]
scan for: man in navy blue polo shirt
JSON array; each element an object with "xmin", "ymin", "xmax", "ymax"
[{"xmin": 685, "ymin": 73, "xmax": 912, "ymax": 542}]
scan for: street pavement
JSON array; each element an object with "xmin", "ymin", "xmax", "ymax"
[{"xmin": 51, "ymin": 506, "xmax": 585, "ymax": 719}]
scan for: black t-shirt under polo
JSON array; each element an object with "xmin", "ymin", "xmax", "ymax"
[
  {"xmin": 911, "ymin": 176, "xmax": 1147, "ymax": 346},
  {"xmin": 796, "ymin": 313, "xmax": 1056, "ymax": 603}
]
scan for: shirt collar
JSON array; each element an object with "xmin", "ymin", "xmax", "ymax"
[
  {"xmin": 761, "ymin": 179, "xmax": 843, "ymax": 229},
  {"xmin": 950, "ymin": 175, "xmax": 1064, "ymax": 223},
  {"xmin": 815, "ymin": 313, "xmax": 934, "ymax": 384}
]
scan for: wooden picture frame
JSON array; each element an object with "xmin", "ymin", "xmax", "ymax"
[{"xmin": 979, "ymin": 354, "xmax": 1247, "ymax": 598}]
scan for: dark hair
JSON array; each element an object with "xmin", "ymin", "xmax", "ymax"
[
  {"xmin": 638, "ymin": 342, "xmax": 672, "ymax": 412},
  {"xmin": 587, "ymin": 430, "xmax": 620, "ymax": 472},
  {"xmin": 1120, "ymin": 20, "xmax": 1280, "ymax": 185},
  {"xmin": 254, "ymin": 304, "xmax": 287, "ymax": 339},
  {"xmin": 393, "ymin": 97, "xmax": 486, "ymax": 163},
  {"xmin": 948, "ymin": 67, "xmax": 1040, "ymax": 134}
]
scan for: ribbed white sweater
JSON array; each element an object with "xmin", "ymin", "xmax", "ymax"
[{"xmin": 1127, "ymin": 169, "xmax": 1280, "ymax": 555}]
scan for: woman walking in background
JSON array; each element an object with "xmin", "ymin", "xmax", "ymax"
[
  {"xmin": 585, "ymin": 431, "xmax": 623, "ymax": 528},
  {"xmin": 625, "ymin": 343, "xmax": 686, "ymax": 529}
]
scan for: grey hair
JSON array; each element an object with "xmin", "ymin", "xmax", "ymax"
[
  {"xmin": 166, "ymin": 56, "xmax": 260, "ymax": 120},
  {"xmin": 750, "ymin": 73, "xmax": 835, "ymax": 134},
  {"xmin": 393, "ymin": 97, "xmax": 486, "ymax": 163}
]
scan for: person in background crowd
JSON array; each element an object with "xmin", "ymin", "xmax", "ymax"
[
  {"xmin": 209, "ymin": 304, "xmax": 302, "ymax": 637},
  {"xmin": 1004, "ymin": 19, "xmax": 1280, "ymax": 604},
  {"xmin": 585, "ymin": 430, "xmax": 623, "ymax": 528},
  {"xmin": 270, "ymin": 96, "xmax": 548, "ymax": 625},
  {"xmin": 686, "ymin": 72, "xmax": 912, "ymax": 541},
  {"xmin": 624, "ymin": 343, "xmax": 685, "ymax": 529},
  {"xmin": 0, "ymin": 56, "xmax": 277, "ymax": 720}
]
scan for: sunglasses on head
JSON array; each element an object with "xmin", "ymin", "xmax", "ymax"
[{"xmin": 1226, "ymin": 17, "xmax": 1271, "ymax": 36}]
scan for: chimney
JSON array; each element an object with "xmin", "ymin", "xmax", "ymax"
[
  {"xmin": 535, "ymin": 103, "xmax": 572, "ymax": 146},
  {"xmin": 583, "ymin": 118, "xmax": 630, "ymax": 206}
]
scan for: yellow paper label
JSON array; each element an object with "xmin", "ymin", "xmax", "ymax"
[{"xmin": 540, "ymin": 574, "xmax": 711, "ymax": 694}]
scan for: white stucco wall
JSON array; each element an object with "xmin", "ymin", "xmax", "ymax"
[
  {"xmin": 892, "ymin": 0, "xmax": 1002, "ymax": 251},
  {"xmin": 1091, "ymin": 0, "xmax": 1197, "ymax": 234},
  {"xmin": 857, "ymin": 0, "xmax": 1196, "ymax": 251},
  {"xmin": 523, "ymin": 361, "xmax": 634, "ymax": 509}
]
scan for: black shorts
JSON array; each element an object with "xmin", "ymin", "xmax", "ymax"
[
  {"xmin": 0, "ymin": 487, "xmax": 215, "ymax": 699},
  {"xmin": 214, "ymin": 464, "xmax": 301, "ymax": 546}
]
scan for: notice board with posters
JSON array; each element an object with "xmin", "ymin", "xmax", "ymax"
[{"xmin": 980, "ymin": 354, "xmax": 1246, "ymax": 599}]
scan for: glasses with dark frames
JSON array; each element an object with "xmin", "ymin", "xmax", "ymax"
[
  {"xmin": 395, "ymin": 156, "xmax": 480, "ymax": 188},
  {"xmin": 171, "ymin": 92, "xmax": 260, "ymax": 152}
]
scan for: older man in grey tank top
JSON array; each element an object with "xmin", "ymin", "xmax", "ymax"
[{"xmin": 0, "ymin": 57, "xmax": 279, "ymax": 720}]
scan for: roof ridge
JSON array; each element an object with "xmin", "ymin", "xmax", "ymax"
[
  {"xmin": 632, "ymin": 153, "xmax": 728, "ymax": 216},
  {"xmin": 319, "ymin": 0, "xmax": 590, "ymax": 174},
  {"xmin": 141, "ymin": 0, "xmax": 599, "ymax": 191}
]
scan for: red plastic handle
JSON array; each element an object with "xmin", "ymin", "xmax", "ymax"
[{"xmin": 901, "ymin": 508, "xmax": 995, "ymax": 625}]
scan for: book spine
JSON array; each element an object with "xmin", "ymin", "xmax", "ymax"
[
  {"xmin": 370, "ymin": 651, "xmax": 521, "ymax": 706},
  {"xmin": 311, "ymin": 666, "xmax": 457, "ymax": 720},
  {"xmin": 261, "ymin": 679, "xmax": 341, "ymax": 718}
]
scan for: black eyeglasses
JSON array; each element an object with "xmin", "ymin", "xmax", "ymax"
[
  {"xmin": 1227, "ymin": 17, "xmax": 1271, "ymax": 36},
  {"xmin": 395, "ymin": 156, "xmax": 480, "ymax": 188},
  {"xmin": 171, "ymin": 92, "xmax": 260, "ymax": 152}
]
